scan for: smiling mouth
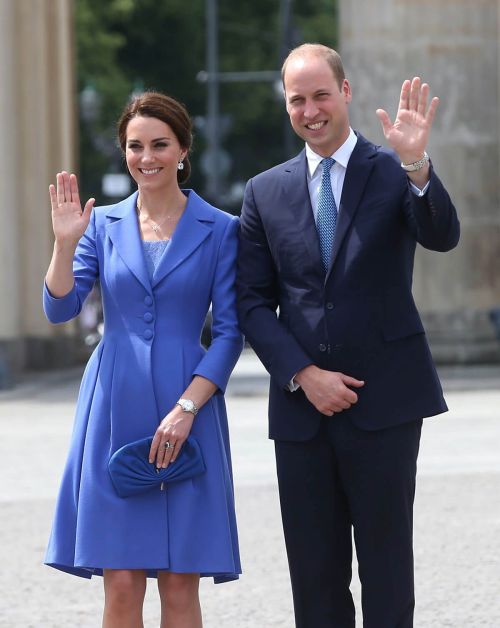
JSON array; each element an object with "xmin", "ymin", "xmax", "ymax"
[
  {"xmin": 305, "ymin": 121, "xmax": 327, "ymax": 131},
  {"xmin": 139, "ymin": 168, "xmax": 162, "ymax": 175}
]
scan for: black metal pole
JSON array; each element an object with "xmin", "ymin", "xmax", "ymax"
[{"xmin": 206, "ymin": 0, "xmax": 220, "ymax": 202}]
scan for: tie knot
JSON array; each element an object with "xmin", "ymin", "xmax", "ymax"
[{"xmin": 321, "ymin": 157, "xmax": 335, "ymax": 173}]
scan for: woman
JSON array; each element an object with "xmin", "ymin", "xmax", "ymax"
[{"xmin": 44, "ymin": 91, "xmax": 243, "ymax": 628}]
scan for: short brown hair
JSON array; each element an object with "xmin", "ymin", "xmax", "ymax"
[
  {"xmin": 281, "ymin": 43, "xmax": 345, "ymax": 89},
  {"xmin": 117, "ymin": 91, "xmax": 193, "ymax": 184}
]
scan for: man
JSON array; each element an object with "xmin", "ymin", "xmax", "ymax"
[{"xmin": 236, "ymin": 44, "xmax": 459, "ymax": 628}]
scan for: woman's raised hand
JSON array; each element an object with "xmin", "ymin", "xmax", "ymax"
[{"xmin": 49, "ymin": 171, "xmax": 95, "ymax": 246}]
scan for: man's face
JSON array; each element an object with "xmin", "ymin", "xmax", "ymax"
[{"xmin": 284, "ymin": 54, "xmax": 352, "ymax": 157}]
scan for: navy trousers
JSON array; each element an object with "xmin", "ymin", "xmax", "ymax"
[{"xmin": 275, "ymin": 416, "xmax": 423, "ymax": 628}]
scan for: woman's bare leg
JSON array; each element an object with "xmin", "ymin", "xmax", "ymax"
[
  {"xmin": 102, "ymin": 569, "xmax": 147, "ymax": 628},
  {"xmin": 157, "ymin": 572, "xmax": 202, "ymax": 628}
]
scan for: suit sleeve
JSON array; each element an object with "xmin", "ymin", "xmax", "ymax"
[
  {"xmin": 404, "ymin": 165, "xmax": 460, "ymax": 252},
  {"xmin": 192, "ymin": 216, "xmax": 244, "ymax": 393},
  {"xmin": 237, "ymin": 179, "xmax": 313, "ymax": 388},
  {"xmin": 43, "ymin": 210, "xmax": 99, "ymax": 324}
]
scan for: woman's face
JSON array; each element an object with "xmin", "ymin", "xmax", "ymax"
[{"xmin": 125, "ymin": 115, "xmax": 186, "ymax": 192}]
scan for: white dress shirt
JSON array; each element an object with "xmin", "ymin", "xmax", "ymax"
[
  {"xmin": 306, "ymin": 128, "xmax": 358, "ymax": 220},
  {"xmin": 306, "ymin": 128, "xmax": 429, "ymax": 219}
]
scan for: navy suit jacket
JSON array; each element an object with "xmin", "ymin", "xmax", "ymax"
[{"xmin": 237, "ymin": 133, "xmax": 460, "ymax": 440}]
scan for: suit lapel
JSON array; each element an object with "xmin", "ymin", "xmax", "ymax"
[
  {"xmin": 326, "ymin": 134, "xmax": 377, "ymax": 279},
  {"xmin": 105, "ymin": 192, "xmax": 151, "ymax": 292},
  {"xmin": 151, "ymin": 190, "xmax": 213, "ymax": 287},
  {"xmin": 283, "ymin": 150, "xmax": 323, "ymax": 269}
]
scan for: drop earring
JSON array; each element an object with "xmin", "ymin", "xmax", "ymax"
[{"xmin": 177, "ymin": 160, "xmax": 184, "ymax": 171}]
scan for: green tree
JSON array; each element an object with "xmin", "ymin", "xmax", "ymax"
[
  {"xmin": 75, "ymin": 0, "xmax": 338, "ymax": 210},
  {"xmin": 76, "ymin": 0, "xmax": 136, "ymax": 202}
]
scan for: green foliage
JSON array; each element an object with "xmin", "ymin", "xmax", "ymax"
[
  {"xmin": 75, "ymin": 0, "xmax": 338, "ymax": 210},
  {"xmin": 75, "ymin": 0, "xmax": 134, "ymax": 125},
  {"xmin": 297, "ymin": 0, "xmax": 337, "ymax": 45}
]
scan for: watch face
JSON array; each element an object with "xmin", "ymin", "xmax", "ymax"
[{"xmin": 179, "ymin": 399, "xmax": 196, "ymax": 414}]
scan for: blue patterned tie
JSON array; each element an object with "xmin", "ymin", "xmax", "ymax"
[{"xmin": 316, "ymin": 157, "xmax": 337, "ymax": 271}]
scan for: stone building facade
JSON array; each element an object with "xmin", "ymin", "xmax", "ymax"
[
  {"xmin": 0, "ymin": 0, "xmax": 76, "ymax": 386},
  {"xmin": 0, "ymin": 0, "xmax": 499, "ymax": 387},
  {"xmin": 339, "ymin": 0, "xmax": 500, "ymax": 363}
]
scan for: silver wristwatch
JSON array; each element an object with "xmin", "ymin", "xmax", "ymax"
[
  {"xmin": 401, "ymin": 151, "xmax": 429, "ymax": 172},
  {"xmin": 176, "ymin": 398, "xmax": 199, "ymax": 416}
]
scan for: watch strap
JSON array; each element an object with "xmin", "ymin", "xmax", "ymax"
[
  {"xmin": 176, "ymin": 398, "xmax": 199, "ymax": 416},
  {"xmin": 401, "ymin": 151, "xmax": 429, "ymax": 172}
]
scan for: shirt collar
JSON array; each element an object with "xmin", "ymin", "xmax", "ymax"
[{"xmin": 305, "ymin": 128, "xmax": 358, "ymax": 178}]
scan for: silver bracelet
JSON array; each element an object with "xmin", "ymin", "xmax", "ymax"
[{"xmin": 401, "ymin": 151, "xmax": 429, "ymax": 172}]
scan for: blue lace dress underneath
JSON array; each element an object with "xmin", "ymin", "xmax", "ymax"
[{"xmin": 142, "ymin": 239, "xmax": 171, "ymax": 281}]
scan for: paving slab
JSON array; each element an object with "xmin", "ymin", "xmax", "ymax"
[{"xmin": 0, "ymin": 361, "xmax": 498, "ymax": 627}]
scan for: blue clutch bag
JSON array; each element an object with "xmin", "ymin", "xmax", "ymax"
[{"xmin": 108, "ymin": 435, "xmax": 206, "ymax": 498}]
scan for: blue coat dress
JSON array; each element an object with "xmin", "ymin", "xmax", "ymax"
[{"xmin": 43, "ymin": 189, "xmax": 243, "ymax": 582}]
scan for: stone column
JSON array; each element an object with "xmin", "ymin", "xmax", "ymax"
[
  {"xmin": 0, "ymin": 1, "xmax": 22, "ymax": 386},
  {"xmin": 0, "ymin": 0, "xmax": 77, "ymax": 385},
  {"xmin": 339, "ymin": 0, "xmax": 500, "ymax": 363}
]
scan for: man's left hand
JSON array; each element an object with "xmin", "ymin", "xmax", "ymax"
[{"xmin": 376, "ymin": 76, "xmax": 439, "ymax": 184}]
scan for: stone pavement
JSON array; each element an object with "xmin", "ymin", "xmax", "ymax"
[{"xmin": 0, "ymin": 352, "xmax": 499, "ymax": 627}]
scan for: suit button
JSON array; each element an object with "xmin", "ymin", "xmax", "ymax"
[
  {"xmin": 143, "ymin": 312, "xmax": 154, "ymax": 323},
  {"xmin": 319, "ymin": 344, "xmax": 327, "ymax": 352},
  {"xmin": 144, "ymin": 295, "xmax": 153, "ymax": 306},
  {"xmin": 143, "ymin": 329, "xmax": 153, "ymax": 340},
  {"xmin": 326, "ymin": 302, "xmax": 334, "ymax": 310}
]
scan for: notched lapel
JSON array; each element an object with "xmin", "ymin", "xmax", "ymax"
[
  {"xmin": 284, "ymin": 151, "xmax": 323, "ymax": 269},
  {"xmin": 151, "ymin": 190, "xmax": 213, "ymax": 287},
  {"xmin": 105, "ymin": 193, "xmax": 151, "ymax": 292},
  {"xmin": 327, "ymin": 137, "xmax": 377, "ymax": 278}
]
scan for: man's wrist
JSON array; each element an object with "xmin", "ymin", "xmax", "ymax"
[
  {"xmin": 400, "ymin": 151, "xmax": 429, "ymax": 172},
  {"xmin": 294, "ymin": 364, "xmax": 318, "ymax": 388},
  {"xmin": 406, "ymin": 162, "xmax": 431, "ymax": 190}
]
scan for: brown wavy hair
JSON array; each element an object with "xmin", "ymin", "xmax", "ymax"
[{"xmin": 117, "ymin": 91, "xmax": 193, "ymax": 184}]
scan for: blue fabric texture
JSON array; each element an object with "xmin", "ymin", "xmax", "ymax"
[
  {"xmin": 142, "ymin": 239, "xmax": 170, "ymax": 280},
  {"xmin": 43, "ymin": 189, "xmax": 243, "ymax": 582},
  {"xmin": 108, "ymin": 435, "xmax": 206, "ymax": 498},
  {"xmin": 316, "ymin": 157, "xmax": 337, "ymax": 271}
]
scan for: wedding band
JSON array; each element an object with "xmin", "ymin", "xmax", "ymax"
[{"xmin": 164, "ymin": 441, "xmax": 173, "ymax": 449}]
